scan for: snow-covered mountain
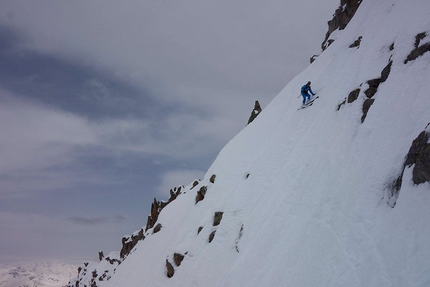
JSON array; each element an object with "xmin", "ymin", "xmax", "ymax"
[
  {"xmin": 0, "ymin": 261, "xmax": 76, "ymax": 287},
  {"xmin": 68, "ymin": 0, "xmax": 430, "ymax": 286}
]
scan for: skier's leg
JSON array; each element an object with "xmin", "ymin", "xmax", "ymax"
[{"xmin": 302, "ymin": 94, "xmax": 306, "ymax": 105}]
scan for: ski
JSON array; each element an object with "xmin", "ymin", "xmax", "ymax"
[
  {"xmin": 307, "ymin": 95, "xmax": 319, "ymax": 104},
  {"xmin": 297, "ymin": 102, "xmax": 313, "ymax": 110},
  {"xmin": 297, "ymin": 96, "xmax": 319, "ymax": 110}
]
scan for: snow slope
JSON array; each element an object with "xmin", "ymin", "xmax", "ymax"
[
  {"xmin": 0, "ymin": 261, "xmax": 76, "ymax": 287},
  {"xmin": 69, "ymin": 0, "xmax": 430, "ymax": 286}
]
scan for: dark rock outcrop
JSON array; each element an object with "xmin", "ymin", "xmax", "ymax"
[
  {"xmin": 153, "ymin": 223, "xmax": 162, "ymax": 234},
  {"xmin": 174, "ymin": 253, "xmax": 185, "ymax": 266},
  {"xmin": 98, "ymin": 251, "xmax": 104, "ymax": 262},
  {"xmin": 210, "ymin": 174, "xmax": 216, "ymax": 183},
  {"xmin": 404, "ymin": 131, "xmax": 430, "ymax": 184},
  {"xmin": 380, "ymin": 60, "xmax": 393, "ymax": 83},
  {"xmin": 310, "ymin": 54, "xmax": 320, "ymax": 64},
  {"xmin": 208, "ymin": 231, "xmax": 216, "ymax": 243},
  {"xmin": 322, "ymin": 0, "xmax": 363, "ymax": 50},
  {"xmin": 347, "ymin": 88, "xmax": 361, "ymax": 103},
  {"xmin": 361, "ymin": 60, "xmax": 392, "ymax": 123},
  {"xmin": 361, "ymin": 98, "xmax": 375, "ymax": 123},
  {"xmin": 146, "ymin": 186, "xmax": 182, "ymax": 232},
  {"xmin": 105, "ymin": 256, "xmax": 121, "ymax": 265},
  {"xmin": 195, "ymin": 186, "xmax": 207, "ymax": 204},
  {"xmin": 364, "ymin": 78, "xmax": 382, "ymax": 99},
  {"xmin": 388, "ymin": 129, "xmax": 430, "ymax": 207},
  {"xmin": 166, "ymin": 260, "xmax": 175, "ymax": 278},
  {"xmin": 120, "ymin": 229, "xmax": 145, "ymax": 258},
  {"xmin": 247, "ymin": 100, "xmax": 262, "ymax": 125},
  {"xmin": 213, "ymin": 212, "xmax": 224, "ymax": 226},
  {"xmin": 405, "ymin": 32, "xmax": 430, "ymax": 64},
  {"xmin": 349, "ymin": 36, "xmax": 362, "ymax": 48},
  {"xmin": 190, "ymin": 180, "xmax": 200, "ymax": 189}
]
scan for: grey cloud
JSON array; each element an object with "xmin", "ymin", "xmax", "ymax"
[
  {"xmin": 66, "ymin": 216, "xmax": 109, "ymax": 226},
  {"xmin": 115, "ymin": 215, "xmax": 127, "ymax": 222},
  {"xmin": 0, "ymin": 26, "xmax": 23, "ymax": 50},
  {"xmin": 0, "ymin": 26, "xmax": 157, "ymax": 120}
]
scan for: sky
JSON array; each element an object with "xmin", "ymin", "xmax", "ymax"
[{"xmin": 0, "ymin": 0, "xmax": 339, "ymax": 265}]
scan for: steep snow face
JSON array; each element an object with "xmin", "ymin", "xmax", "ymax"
[{"xmin": 71, "ymin": 0, "xmax": 430, "ymax": 286}]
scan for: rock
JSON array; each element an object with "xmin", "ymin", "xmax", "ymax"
[
  {"xmin": 213, "ymin": 212, "xmax": 223, "ymax": 226},
  {"xmin": 349, "ymin": 36, "xmax": 362, "ymax": 48},
  {"xmin": 145, "ymin": 198, "xmax": 161, "ymax": 231},
  {"xmin": 405, "ymin": 32, "xmax": 430, "ymax": 64},
  {"xmin": 347, "ymin": 88, "xmax": 360, "ymax": 103},
  {"xmin": 197, "ymin": 226, "xmax": 204, "ymax": 234},
  {"xmin": 153, "ymin": 223, "xmax": 162, "ymax": 234},
  {"xmin": 360, "ymin": 59, "xmax": 392, "ymax": 123},
  {"xmin": 120, "ymin": 229, "xmax": 145, "ymax": 258},
  {"xmin": 364, "ymin": 78, "xmax": 381, "ymax": 98},
  {"xmin": 322, "ymin": 0, "xmax": 362, "ymax": 50},
  {"xmin": 208, "ymin": 231, "xmax": 216, "ymax": 243},
  {"xmin": 174, "ymin": 253, "xmax": 185, "ymax": 266},
  {"xmin": 361, "ymin": 98, "xmax": 375, "ymax": 123},
  {"xmin": 191, "ymin": 180, "xmax": 200, "ymax": 189},
  {"xmin": 98, "ymin": 251, "xmax": 104, "ymax": 262},
  {"xmin": 388, "ymin": 129, "xmax": 430, "ymax": 207},
  {"xmin": 105, "ymin": 257, "xmax": 121, "ymax": 265},
  {"xmin": 145, "ymin": 186, "xmax": 183, "ymax": 232},
  {"xmin": 168, "ymin": 186, "xmax": 182, "ymax": 203},
  {"xmin": 380, "ymin": 61, "xmax": 393, "ymax": 83},
  {"xmin": 195, "ymin": 186, "xmax": 207, "ymax": 204},
  {"xmin": 404, "ymin": 131, "xmax": 430, "ymax": 184},
  {"xmin": 337, "ymin": 99, "xmax": 346, "ymax": 111},
  {"xmin": 166, "ymin": 260, "xmax": 175, "ymax": 278},
  {"xmin": 247, "ymin": 100, "xmax": 262, "ymax": 125},
  {"xmin": 210, "ymin": 174, "xmax": 216, "ymax": 183},
  {"xmin": 310, "ymin": 54, "xmax": 319, "ymax": 64}
]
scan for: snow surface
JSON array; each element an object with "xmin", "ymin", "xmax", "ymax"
[
  {"xmin": 70, "ymin": 0, "xmax": 430, "ymax": 286},
  {"xmin": 0, "ymin": 261, "xmax": 76, "ymax": 287}
]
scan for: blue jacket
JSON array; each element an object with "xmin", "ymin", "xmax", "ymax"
[{"xmin": 301, "ymin": 84, "xmax": 315, "ymax": 96}]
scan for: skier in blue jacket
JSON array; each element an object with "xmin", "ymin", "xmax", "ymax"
[{"xmin": 301, "ymin": 81, "xmax": 316, "ymax": 106}]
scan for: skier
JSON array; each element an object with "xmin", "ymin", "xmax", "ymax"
[{"xmin": 301, "ymin": 81, "xmax": 316, "ymax": 106}]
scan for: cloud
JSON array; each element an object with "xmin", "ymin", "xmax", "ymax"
[
  {"xmin": 0, "ymin": 88, "xmax": 227, "ymax": 199},
  {"xmin": 0, "ymin": 90, "xmax": 97, "ymax": 196},
  {"xmin": 66, "ymin": 217, "xmax": 109, "ymax": 226},
  {"xmin": 114, "ymin": 215, "xmax": 127, "ymax": 222},
  {"xmin": 0, "ymin": 0, "xmax": 337, "ymax": 108},
  {"xmin": 0, "ymin": 211, "xmax": 132, "ymax": 264}
]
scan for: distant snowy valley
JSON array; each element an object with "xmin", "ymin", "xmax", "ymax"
[{"xmin": 0, "ymin": 261, "xmax": 76, "ymax": 287}]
